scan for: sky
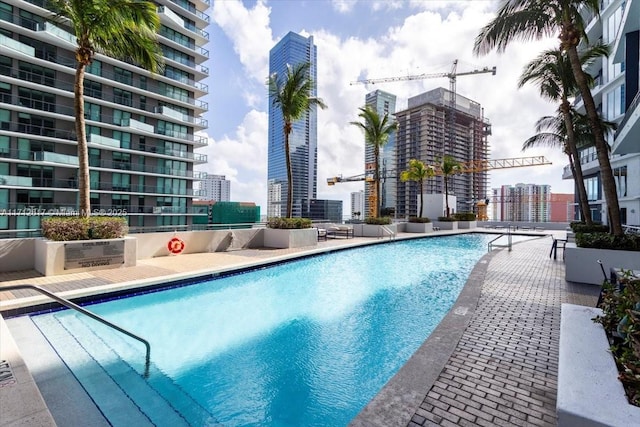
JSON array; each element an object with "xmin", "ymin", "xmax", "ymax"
[{"xmin": 196, "ymin": 0, "xmax": 570, "ymax": 215}]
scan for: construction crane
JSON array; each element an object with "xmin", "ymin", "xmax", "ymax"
[{"xmin": 326, "ymin": 156, "xmax": 552, "ymax": 219}]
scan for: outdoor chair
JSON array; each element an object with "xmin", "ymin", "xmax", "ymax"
[
  {"xmin": 317, "ymin": 228, "xmax": 327, "ymax": 241},
  {"xmin": 549, "ymin": 236, "xmax": 567, "ymax": 260}
]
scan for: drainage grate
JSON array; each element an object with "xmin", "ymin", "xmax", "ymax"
[{"xmin": 0, "ymin": 359, "xmax": 16, "ymax": 387}]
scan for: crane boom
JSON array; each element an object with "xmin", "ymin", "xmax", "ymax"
[
  {"xmin": 326, "ymin": 156, "xmax": 552, "ymax": 184},
  {"xmin": 350, "ymin": 60, "xmax": 496, "ymax": 86}
]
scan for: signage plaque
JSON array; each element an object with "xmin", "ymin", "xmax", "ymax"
[{"xmin": 64, "ymin": 240, "xmax": 125, "ymax": 270}]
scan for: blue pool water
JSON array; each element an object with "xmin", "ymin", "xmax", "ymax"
[{"xmin": 34, "ymin": 234, "xmax": 499, "ymax": 426}]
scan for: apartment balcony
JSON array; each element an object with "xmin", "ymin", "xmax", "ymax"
[
  {"xmin": 157, "ymin": 5, "xmax": 185, "ymax": 27},
  {"xmin": 37, "ymin": 22, "xmax": 75, "ymax": 45},
  {"xmin": 613, "ymin": 90, "xmax": 640, "ymax": 155},
  {"xmin": 0, "ymin": 34, "xmax": 36, "ymax": 57},
  {"xmin": 121, "ymin": 118, "xmax": 155, "ymax": 133},
  {"xmin": 95, "ymin": 159, "xmax": 205, "ymax": 178},
  {"xmin": 154, "ymin": 106, "xmax": 207, "ymax": 128},
  {"xmin": 33, "ymin": 151, "xmax": 79, "ymax": 166},
  {"xmin": 0, "ymin": 175, "xmax": 34, "ymax": 187},
  {"xmin": 562, "ymin": 152, "xmax": 600, "ymax": 180},
  {"xmin": 167, "ymin": 0, "xmax": 210, "ymax": 24},
  {"xmin": 88, "ymin": 134, "xmax": 120, "ymax": 149}
]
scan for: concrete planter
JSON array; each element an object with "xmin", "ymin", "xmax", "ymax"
[
  {"xmin": 565, "ymin": 244, "xmax": 640, "ymax": 285},
  {"xmin": 457, "ymin": 220, "xmax": 477, "ymax": 230},
  {"xmin": 263, "ymin": 228, "xmax": 317, "ymax": 249},
  {"xmin": 353, "ymin": 224, "xmax": 397, "ymax": 237},
  {"xmin": 433, "ymin": 221, "xmax": 458, "ymax": 231},
  {"xmin": 35, "ymin": 236, "xmax": 137, "ymax": 276},
  {"xmin": 558, "ymin": 304, "xmax": 640, "ymax": 426},
  {"xmin": 405, "ymin": 222, "xmax": 433, "ymax": 233}
]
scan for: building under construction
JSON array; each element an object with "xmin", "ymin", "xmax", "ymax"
[{"xmin": 395, "ymin": 88, "xmax": 491, "ymax": 218}]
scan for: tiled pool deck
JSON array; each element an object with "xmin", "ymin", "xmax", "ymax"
[{"xmin": 0, "ymin": 230, "xmax": 599, "ymax": 426}]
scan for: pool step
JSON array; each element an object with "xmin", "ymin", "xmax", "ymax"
[{"xmin": 32, "ymin": 313, "xmax": 216, "ymax": 426}]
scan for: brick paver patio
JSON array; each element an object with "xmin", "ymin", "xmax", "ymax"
[{"xmin": 408, "ymin": 236, "xmax": 598, "ymax": 427}]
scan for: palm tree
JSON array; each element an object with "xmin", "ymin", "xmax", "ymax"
[
  {"xmin": 400, "ymin": 159, "xmax": 435, "ymax": 218},
  {"xmin": 439, "ymin": 155, "xmax": 461, "ymax": 218},
  {"xmin": 522, "ymin": 113, "xmax": 592, "ymax": 223},
  {"xmin": 474, "ymin": 0, "xmax": 623, "ymax": 235},
  {"xmin": 268, "ymin": 62, "xmax": 327, "ymax": 218},
  {"xmin": 48, "ymin": 0, "xmax": 163, "ymax": 217},
  {"xmin": 350, "ymin": 106, "xmax": 398, "ymax": 218},
  {"xmin": 518, "ymin": 45, "xmax": 608, "ymax": 225}
]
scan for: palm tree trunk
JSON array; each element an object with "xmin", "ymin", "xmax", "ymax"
[
  {"xmin": 75, "ymin": 62, "xmax": 90, "ymax": 218},
  {"xmin": 444, "ymin": 177, "xmax": 450, "ymax": 218},
  {"xmin": 419, "ymin": 180, "xmax": 424, "ymax": 217},
  {"xmin": 560, "ymin": 102, "xmax": 592, "ymax": 225},
  {"xmin": 284, "ymin": 128, "xmax": 293, "ymax": 218},
  {"xmin": 374, "ymin": 148, "xmax": 380, "ymax": 218},
  {"xmin": 566, "ymin": 44, "xmax": 623, "ymax": 235}
]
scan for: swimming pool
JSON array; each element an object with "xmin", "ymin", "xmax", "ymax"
[{"xmin": 31, "ymin": 234, "xmax": 499, "ymax": 426}]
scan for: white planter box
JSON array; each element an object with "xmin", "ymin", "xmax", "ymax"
[
  {"xmin": 457, "ymin": 220, "xmax": 477, "ymax": 229},
  {"xmin": 263, "ymin": 228, "xmax": 318, "ymax": 249},
  {"xmin": 35, "ymin": 236, "xmax": 137, "ymax": 276},
  {"xmin": 354, "ymin": 224, "xmax": 397, "ymax": 237},
  {"xmin": 433, "ymin": 221, "xmax": 458, "ymax": 231},
  {"xmin": 558, "ymin": 304, "xmax": 640, "ymax": 426},
  {"xmin": 405, "ymin": 222, "xmax": 433, "ymax": 233},
  {"xmin": 565, "ymin": 245, "xmax": 640, "ymax": 285}
]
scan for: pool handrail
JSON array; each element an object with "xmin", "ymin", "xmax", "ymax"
[{"xmin": 2, "ymin": 284, "xmax": 151, "ymax": 378}]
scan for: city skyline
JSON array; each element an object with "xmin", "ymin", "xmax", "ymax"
[{"xmin": 199, "ymin": 0, "xmax": 567, "ymax": 215}]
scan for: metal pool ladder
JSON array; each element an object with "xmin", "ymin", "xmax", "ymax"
[
  {"xmin": 487, "ymin": 225, "xmax": 513, "ymax": 252},
  {"xmin": 2, "ymin": 284, "xmax": 151, "ymax": 378}
]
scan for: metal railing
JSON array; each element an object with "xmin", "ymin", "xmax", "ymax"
[
  {"xmin": 488, "ymin": 225, "xmax": 513, "ymax": 252},
  {"xmin": 2, "ymin": 284, "xmax": 151, "ymax": 377},
  {"xmin": 623, "ymin": 225, "xmax": 640, "ymax": 235},
  {"xmin": 379, "ymin": 225, "xmax": 396, "ymax": 240}
]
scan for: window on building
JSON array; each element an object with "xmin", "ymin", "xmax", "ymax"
[
  {"xmin": 84, "ymin": 102, "xmax": 101, "ymax": 121},
  {"xmin": 113, "ymin": 109, "xmax": 131, "ymax": 126},
  {"xmin": 114, "ymin": 67, "xmax": 133, "ymax": 85},
  {"xmin": 18, "ymin": 87, "xmax": 55, "ymax": 112},
  {"xmin": 0, "ymin": 135, "xmax": 8, "ymax": 157},
  {"xmin": 84, "ymin": 80, "xmax": 102, "ymax": 98},
  {"xmin": 157, "ymin": 120, "xmax": 187, "ymax": 139},
  {"xmin": 614, "ymin": 166, "xmax": 627, "ymax": 198},
  {"xmin": 113, "ymin": 88, "xmax": 132, "ymax": 107},
  {"xmin": 16, "ymin": 165, "xmax": 53, "ymax": 187},
  {"xmin": 113, "ymin": 131, "xmax": 131, "ymax": 149},
  {"xmin": 112, "ymin": 173, "xmax": 130, "ymax": 191},
  {"xmin": 86, "ymin": 59, "xmax": 101, "ymax": 76},
  {"xmin": 584, "ymin": 176, "xmax": 599, "ymax": 201}
]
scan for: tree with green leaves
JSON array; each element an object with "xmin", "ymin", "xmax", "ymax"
[
  {"xmin": 400, "ymin": 158, "xmax": 435, "ymax": 218},
  {"xmin": 268, "ymin": 62, "xmax": 327, "ymax": 218},
  {"xmin": 48, "ymin": 0, "xmax": 164, "ymax": 217},
  {"xmin": 474, "ymin": 0, "xmax": 623, "ymax": 235},
  {"xmin": 350, "ymin": 106, "xmax": 398, "ymax": 218},
  {"xmin": 518, "ymin": 44, "xmax": 608, "ymax": 225},
  {"xmin": 439, "ymin": 155, "xmax": 461, "ymax": 218}
]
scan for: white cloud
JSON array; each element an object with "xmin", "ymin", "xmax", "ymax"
[{"xmin": 330, "ymin": 0, "xmax": 356, "ymax": 13}]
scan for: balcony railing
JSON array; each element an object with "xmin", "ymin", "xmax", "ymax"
[{"xmin": 615, "ymin": 90, "xmax": 640, "ymax": 138}]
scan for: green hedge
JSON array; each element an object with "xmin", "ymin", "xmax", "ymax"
[
  {"xmin": 575, "ymin": 232, "xmax": 640, "ymax": 251},
  {"xmin": 41, "ymin": 216, "xmax": 128, "ymax": 241},
  {"xmin": 266, "ymin": 217, "xmax": 312, "ymax": 229},
  {"xmin": 453, "ymin": 212, "xmax": 476, "ymax": 221},
  {"xmin": 408, "ymin": 217, "xmax": 431, "ymax": 223},
  {"xmin": 365, "ymin": 217, "xmax": 392, "ymax": 225},
  {"xmin": 437, "ymin": 216, "xmax": 456, "ymax": 222},
  {"xmin": 571, "ymin": 223, "xmax": 609, "ymax": 233}
]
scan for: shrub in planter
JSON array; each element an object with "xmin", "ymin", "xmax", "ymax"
[
  {"xmin": 576, "ymin": 232, "xmax": 640, "ymax": 251},
  {"xmin": 266, "ymin": 217, "xmax": 312, "ymax": 229},
  {"xmin": 41, "ymin": 216, "xmax": 128, "ymax": 241},
  {"xmin": 408, "ymin": 217, "xmax": 431, "ymax": 223},
  {"xmin": 453, "ymin": 212, "xmax": 476, "ymax": 221},
  {"xmin": 436, "ymin": 216, "xmax": 457, "ymax": 222},
  {"xmin": 594, "ymin": 271, "xmax": 640, "ymax": 406},
  {"xmin": 365, "ymin": 217, "xmax": 392, "ymax": 225},
  {"xmin": 571, "ymin": 222, "xmax": 609, "ymax": 233}
]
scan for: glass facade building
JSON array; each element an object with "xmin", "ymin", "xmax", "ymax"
[
  {"xmin": 0, "ymin": 0, "xmax": 209, "ymax": 233},
  {"xmin": 267, "ymin": 32, "xmax": 318, "ymax": 218}
]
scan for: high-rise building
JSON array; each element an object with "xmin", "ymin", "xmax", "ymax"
[
  {"xmin": 493, "ymin": 184, "xmax": 551, "ymax": 222},
  {"xmin": 267, "ymin": 32, "xmax": 319, "ymax": 218},
  {"xmin": 350, "ymin": 190, "xmax": 365, "ymax": 220},
  {"xmin": 0, "ymin": 0, "xmax": 209, "ymax": 232},
  {"xmin": 395, "ymin": 88, "xmax": 491, "ymax": 218},
  {"xmin": 200, "ymin": 174, "xmax": 230, "ymax": 202},
  {"xmin": 570, "ymin": 0, "xmax": 640, "ymax": 227},
  {"xmin": 364, "ymin": 90, "xmax": 397, "ymax": 217}
]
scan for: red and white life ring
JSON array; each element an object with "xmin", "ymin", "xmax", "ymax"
[{"xmin": 167, "ymin": 237, "xmax": 185, "ymax": 255}]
